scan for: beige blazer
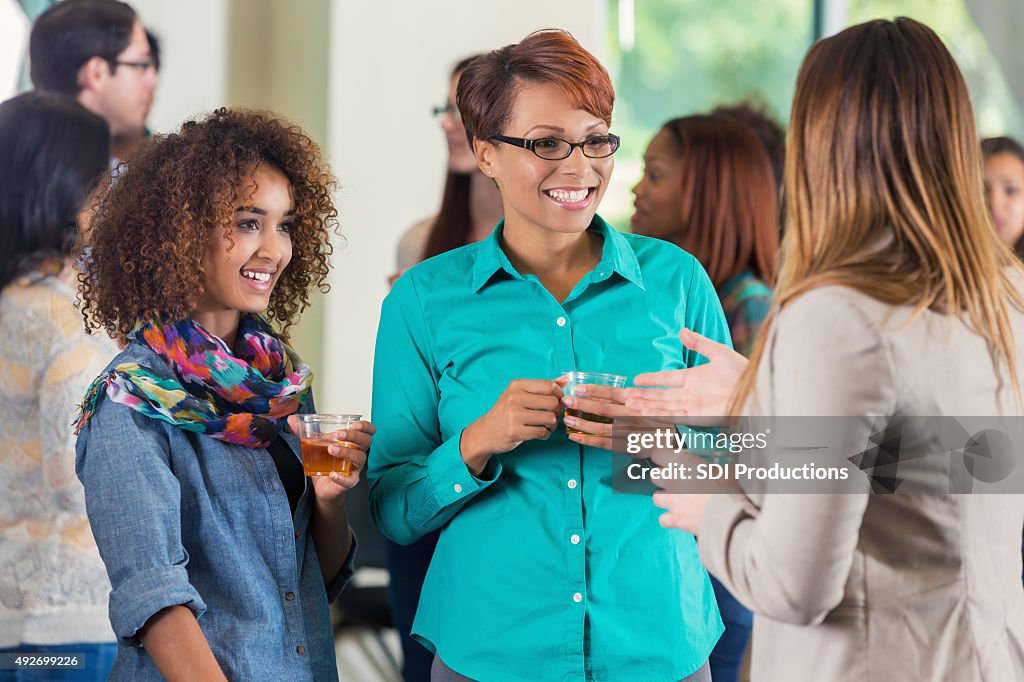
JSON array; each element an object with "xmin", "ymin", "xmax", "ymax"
[{"xmin": 700, "ymin": 285, "xmax": 1024, "ymax": 682}]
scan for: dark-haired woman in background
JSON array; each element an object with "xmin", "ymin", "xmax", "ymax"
[
  {"xmin": 982, "ymin": 136, "xmax": 1024, "ymax": 257},
  {"xmin": 0, "ymin": 92, "xmax": 117, "ymax": 680},
  {"xmin": 387, "ymin": 55, "xmax": 504, "ymax": 682},
  {"xmin": 981, "ymin": 135, "xmax": 1024, "ymax": 585},
  {"xmin": 631, "ymin": 114, "xmax": 778, "ymax": 681},
  {"xmin": 633, "ymin": 115, "xmax": 777, "ymax": 357},
  {"xmin": 390, "ymin": 56, "xmax": 503, "ymax": 285}
]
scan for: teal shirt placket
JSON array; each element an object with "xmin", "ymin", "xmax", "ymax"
[{"xmin": 370, "ymin": 215, "xmax": 730, "ymax": 682}]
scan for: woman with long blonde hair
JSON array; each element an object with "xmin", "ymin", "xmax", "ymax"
[{"xmin": 569, "ymin": 17, "xmax": 1024, "ymax": 681}]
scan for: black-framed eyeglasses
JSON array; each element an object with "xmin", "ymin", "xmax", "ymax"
[
  {"xmin": 112, "ymin": 59, "xmax": 157, "ymax": 72},
  {"xmin": 432, "ymin": 103, "xmax": 458, "ymax": 118},
  {"xmin": 489, "ymin": 134, "xmax": 620, "ymax": 160}
]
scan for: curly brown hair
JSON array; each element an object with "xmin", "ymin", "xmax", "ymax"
[{"xmin": 78, "ymin": 107, "xmax": 338, "ymax": 339}]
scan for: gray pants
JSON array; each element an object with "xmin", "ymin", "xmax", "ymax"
[{"xmin": 430, "ymin": 655, "xmax": 712, "ymax": 682}]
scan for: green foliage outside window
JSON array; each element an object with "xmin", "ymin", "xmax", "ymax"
[
  {"xmin": 602, "ymin": 0, "xmax": 812, "ymax": 228},
  {"xmin": 847, "ymin": 0, "xmax": 1024, "ymax": 140},
  {"xmin": 602, "ymin": 0, "xmax": 1023, "ymax": 231}
]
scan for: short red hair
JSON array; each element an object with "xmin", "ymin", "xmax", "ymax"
[{"xmin": 456, "ymin": 30, "xmax": 614, "ymax": 146}]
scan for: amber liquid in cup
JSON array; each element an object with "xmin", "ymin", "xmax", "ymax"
[
  {"xmin": 565, "ymin": 410, "xmax": 613, "ymax": 436},
  {"xmin": 295, "ymin": 414, "xmax": 361, "ymax": 477},
  {"xmin": 299, "ymin": 436, "xmax": 354, "ymax": 476},
  {"xmin": 562, "ymin": 371, "xmax": 627, "ymax": 437}
]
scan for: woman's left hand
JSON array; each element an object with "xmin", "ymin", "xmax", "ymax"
[
  {"xmin": 652, "ymin": 490, "xmax": 712, "ymax": 536},
  {"xmin": 287, "ymin": 415, "xmax": 375, "ymax": 504}
]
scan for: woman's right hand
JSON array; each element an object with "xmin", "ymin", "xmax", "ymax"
[
  {"xmin": 625, "ymin": 328, "xmax": 749, "ymax": 418},
  {"xmin": 460, "ymin": 379, "xmax": 562, "ymax": 474}
]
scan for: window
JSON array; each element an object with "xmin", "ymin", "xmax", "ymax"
[
  {"xmin": 1, "ymin": 3, "xmax": 31, "ymax": 101},
  {"xmin": 602, "ymin": 0, "xmax": 814, "ymax": 228},
  {"xmin": 844, "ymin": 0, "xmax": 1024, "ymax": 140},
  {"xmin": 602, "ymin": 0, "xmax": 1024, "ymax": 229}
]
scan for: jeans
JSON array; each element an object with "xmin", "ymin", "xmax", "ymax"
[
  {"xmin": 0, "ymin": 643, "xmax": 116, "ymax": 682},
  {"xmin": 708, "ymin": 575, "xmax": 753, "ymax": 682}
]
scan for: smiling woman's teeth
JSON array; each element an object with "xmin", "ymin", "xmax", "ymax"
[
  {"xmin": 546, "ymin": 188, "xmax": 589, "ymax": 202},
  {"xmin": 242, "ymin": 271, "xmax": 271, "ymax": 283}
]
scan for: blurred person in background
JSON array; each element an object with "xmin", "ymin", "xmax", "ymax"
[
  {"xmin": 710, "ymin": 101, "xmax": 785, "ymax": 195},
  {"xmin": 632, "ymin": 114, "xmax": 777, "ymax": 358},
  {"xmin": 371, "ymin": 30, "xmax": 729, "ymax": 682},
  {"xmin": 630, "ymin": 113, "xmax": 779, "ymax": 681},
  {"xmin": 981, "ymin": 136, "xmax": 1024, "ymax": 257},
  {"xmin": 981, "ymin": 135, "xmax": 1024, "ymax": 584},
  {"xmin": 104, "ymin": 26, "xmax": 160, "ymax": 161},
  {"xmin": 387, "ymin": 55, "xmax": 503, "ymax": 682},
  {"xmin": 0, "ymin": 91, "xmax": 117, "ymax": 681},
  {"xmin": 620, "ymin": 18, "xmax": 1024, "ymax": 681},
  {"xmin": 29, "ymin": 0, "xmax": 158, "ymax": 164},
  {"xmin": 390, "ymin": 55, "xmax": 502, "ymax": 286}
]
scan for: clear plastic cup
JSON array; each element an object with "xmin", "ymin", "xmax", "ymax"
[
  {"xmin": 295, "ymin": 414, "xmax": 362, "ymax": 476},
  {"xmin": 562, "ymin": 371, "xmax": 627, "ymax": 436}
]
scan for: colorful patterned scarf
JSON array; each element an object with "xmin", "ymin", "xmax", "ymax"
[{"xmin": 74, "ymin": 315, "xmax": 312, "ymax": 447}]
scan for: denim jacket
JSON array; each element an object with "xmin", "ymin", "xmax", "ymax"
[{"xmin": 75, "ymin": 342, "xmax": 354, "ymax": 681}]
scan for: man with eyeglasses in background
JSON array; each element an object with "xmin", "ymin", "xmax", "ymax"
[{"xmin": 29, "ymin": 0, "xmax": 159, "ymax": 164}]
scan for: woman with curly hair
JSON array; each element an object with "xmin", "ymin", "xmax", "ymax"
[{"xmin": 73, "ymin": 108, "xmax": 372, "ymax": 681}]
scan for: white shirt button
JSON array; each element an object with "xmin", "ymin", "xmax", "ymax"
[
  {"xmin": 572, "ymin": 592, "xmax": 583, "ymax": 603},
  {"xmin": 567, "ymin": 479, "xmax": 578, "ymax": 489},
  {"xmin": 453, "ymin": 483, "xmax": 463, "ymax": 494},
  {"xmin": 556, "ymin": 316, "xmax": 567, "ymax": 327},
  {"xmin": 570, "ymin": 534, "xmax": 581, "ymax": 545}
]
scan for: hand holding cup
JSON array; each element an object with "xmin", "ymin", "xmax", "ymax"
[{"xmin": 289, "ymin": 414, "xmax": 375, "ymax": 502}]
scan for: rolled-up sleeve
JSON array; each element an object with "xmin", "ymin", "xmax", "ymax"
[
  {"xmin": 368, "ymin": 275, "xmax": 501, "ymax": 546},
  {"xmin": 325, "ymin": 534, "xmax": 358, "ymax": 603},
  {"xmin": 75, "ymin": 398, "xmax": 207, "ymax": 646}
]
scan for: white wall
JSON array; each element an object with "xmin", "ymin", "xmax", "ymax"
[
  {"xmin": 115, "ymin": 0, "xmax": 611, "ymax": 415},
  {"xmin": 1, "ymin": 0, "xmax": 29, "ymax": 101},
  {"xmin": 967, "ymin": 0, "xmax": 1024, "ymax": 119},
  {"xmin": 323, "ymin": 0, "xmax": 605, "ymax": 415},
  {"xmin": 126, "ymin": 0, "xmax": 228, "ymax": 133},
  {"xmin": 26, "ymin": 0, "xmax": 606, "ymax": 415}
]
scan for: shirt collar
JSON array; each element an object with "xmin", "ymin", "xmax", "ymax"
[
  {"xmin": 470, "ymin": 215, "xmax": 645, "ymax": 293},
  {"xmin": 470, "ymin": 221, "xmax": 518, "ymax": 292}
]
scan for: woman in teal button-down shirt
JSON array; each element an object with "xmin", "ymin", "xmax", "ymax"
[{"xmin": 370, "ymin": 30, "xmax": 729, "ymax": 682}]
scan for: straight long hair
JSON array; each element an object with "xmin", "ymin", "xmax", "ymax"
[
  {"xmin": 422, "ymin": 55, "xmax": 480, "ymax": 261},
  {"xmin": 736, "ymin": 18, "xmax": 1024, "ymax": 408},
  {"xmin": 661, "ymin": 115, "xmax": 778, "ymax": 289},
  {"xmin": 0, "ymin": 92, "xmax": 109, "ymax": 292}
]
